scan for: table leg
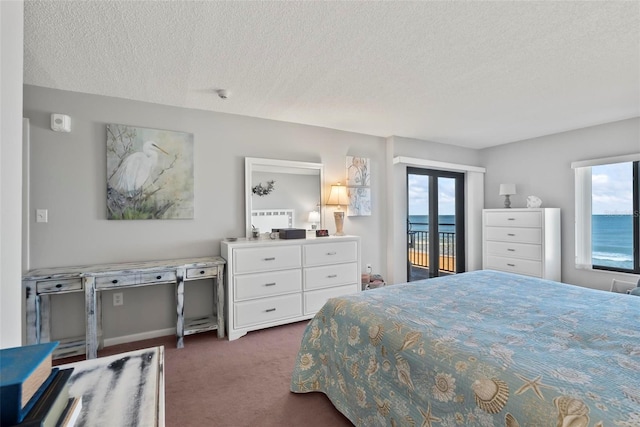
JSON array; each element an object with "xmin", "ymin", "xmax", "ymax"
[
  {"xmin": 85, "ymin": 276, "xmax": 98, "ymax": 359},
  {"xmin": 24, "ymin": 280, "xmax": 38, "ymax": 344},
  {"xmin": 39, "ymin": 294, "xmax": 51, "ymax": 344},
  {"xmin": 176, "ymin": 267, "xmax": 185, "ymax": 349},
  {"xmin": 217, "ymin": 265, "xmax": 225, "ymax": 339}
]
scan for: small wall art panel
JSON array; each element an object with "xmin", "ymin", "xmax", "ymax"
[
  {"xmin": 106, "ymin": 124, "xmax": 194, "ymax": 220},
  {"xmin": 346, "ymin": 156, "xmax": 371, "ymax": 216}
]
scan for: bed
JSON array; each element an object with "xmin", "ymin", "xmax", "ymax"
[{"xmin": 290, "ymin": 270, "xmax": 640, "ymax": 426}]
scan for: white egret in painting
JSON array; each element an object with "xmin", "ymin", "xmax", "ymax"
[{"xmin": 110, "ymin": 140, "xmax": 168, "ymax": 195}]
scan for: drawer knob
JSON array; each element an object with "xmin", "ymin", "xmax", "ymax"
[
  {"xmin": 55, "ymin": 284, "xmax": 63, "ymax": 288},
  {"xmin": 265, "ymin": 282, "xmax": 276, "ymax": 287},
  {"xmin": 507, "ymin": 263, "xmax": 516, "ymax": 267},
  {"xmin": 508, "ymin": 218, "xmax": 515, "ymax": 221},
  {"xmin": 326, "ymin": 251, "xmax": 337, "ymax": 255},
  {"xmin": 200, "ymin": 270, "xmax": 205, "ymax": 275},
  {"xmin": 156, "ymin": 275, "xmax": 162, "ymax": 280},
  {"xmin": 263, "ymin": 257, "xmax": 276, "ymax": 261},
  {"xmin": 507, "ymin": 248, "xmax": 516, "ymax": 252},
  {"xmin": 266, "ymin": 308, "xmax": 276, "ymax": 312},
  {"xmin": 327, "ymin": 274, "xmax": 338, "ymax": 278},
  {"xmin": 507, "ymin": 233, "xmax": 516, "ymax": 236},
  {"xmin": 112, "ymin": 279, "xmax": 118, "ymax": 284}
]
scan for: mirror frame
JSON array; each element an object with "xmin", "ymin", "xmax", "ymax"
[{"xmin": 245, "ymin": 157, "xmax": 324, "ymax": 238}]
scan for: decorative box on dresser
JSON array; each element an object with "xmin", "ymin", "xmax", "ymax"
[
  {"xmin": 221, "ymin": 235, "xmax": 361, "ymax": 340},
  {"xmin": 482, "ymin": 208, "xmax": 561, "ymax": 281}
]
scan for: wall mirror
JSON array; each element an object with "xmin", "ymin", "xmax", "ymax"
[{"xmin": 245, "ymin": 157, "xmax": 324, "ymax": 238}]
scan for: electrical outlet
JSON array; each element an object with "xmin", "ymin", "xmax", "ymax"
[
  {"xmin": 366, "ymin": 263, "xmax": 372, "ymax": 273},
  {"xmin": 113, "ymin": 292, "xmax": 123, "ymax": 306}
]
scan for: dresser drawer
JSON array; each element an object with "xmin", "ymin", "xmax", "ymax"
[
  {"xmin": 484, "ymin": 227, "xmax": 541, "ymax": 244},
  {"xmin": 304, "ymin": 241, "xmax": 357, "ymax": 266},
  {"xmin": 485, "ymin": 211, "xmax": 541, "ymax": 228},
  {"xmin": 95, "ymin": 271, "xmax": 177, "ymax": 289},
  {"xmin": 304, "ymin": 263, "xmax": 358, "ymax": 290},
  {"xmin": 485, "ymin": 241, "xmax": 542, "ymax": 261},
  {"xmin": 234, "ymin": 269, "xmax": 302, "ymax": 301},
  {"xmin": 485, "ymin": 255, "xmax": 542, "ymax": 277},
  {"xmin": 186, "ymin": 266, "xmax": 218, "ymax": 279},
  {"xmin": 234, "ymin": 293, "xmax": 302, "ymax": 328},
  {"xmin": 36, "ymin": 278, "xmax": 83, "ymax": 294},
  {"xmin": 304, "ymin": 283, "xmax": 359, "ymax": 315},
  {"xmin": 233, "ymin": 246, "xmax": 301, "ymax": 274}
]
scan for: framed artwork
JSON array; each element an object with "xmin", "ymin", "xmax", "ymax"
[
  {"xmin": 106, "ymin": 124, "xmax": 194, "ymax": 220},
  {"xmin": 347, "ymin": 156, "xmax": 370, "ymax": 186},
  {"xmin": 347, "ymin": 186, "xmax": 371, "ymax": 216},
  {"xmin": 346, "ymin": 156, "xmax": 372, "ymax": 216}
]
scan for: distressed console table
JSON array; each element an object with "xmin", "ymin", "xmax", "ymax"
[{"xmin": 23, "ymin": 256, "xmax": 226, "ymax": 359}]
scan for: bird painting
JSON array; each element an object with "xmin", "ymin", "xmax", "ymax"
[
  {"xmin": 106, "ymin": 124, "xmax": 193, "ymax": 220},
  {"xmin": 109, "ymin": 140, "xmax": 168, "ymax": 196}
]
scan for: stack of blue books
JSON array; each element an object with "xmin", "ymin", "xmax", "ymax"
[{"xmin": 0, "ymin": 342, "xmax": 80, "ymax": 427}]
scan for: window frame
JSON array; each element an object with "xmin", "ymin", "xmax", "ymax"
[{"xmin": 572, "ymin": 154, "xmax": 640, "ymax": 274}]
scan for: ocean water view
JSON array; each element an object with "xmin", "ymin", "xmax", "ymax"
[
  {"xmin": 408, "ymin": 215, "xmax": 456, "ymax": 233},
  {"xmin": 592, "ymin": 214, "xmax": 634, "ymax": 270}
]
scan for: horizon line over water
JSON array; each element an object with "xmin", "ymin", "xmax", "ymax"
[{"xmin": 408, "ymin": 215, "xmax": 456, "ymax": 233}]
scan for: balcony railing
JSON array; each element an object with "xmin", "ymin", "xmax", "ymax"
[{"xmin": 408, "ymin": 222, "xmax": 456, "ymax": 273}]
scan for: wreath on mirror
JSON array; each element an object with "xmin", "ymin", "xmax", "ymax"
[{"xmin": 252, "ymin": 180, "xmax": 275, "ymax": 196}]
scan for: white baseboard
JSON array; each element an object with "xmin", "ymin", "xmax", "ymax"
[{"xmin": 103, "ymin": 327, "xmax": 176, "ymax": 347}]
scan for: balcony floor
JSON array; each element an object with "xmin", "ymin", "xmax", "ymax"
[
  {"xmin": 408, "ymin": 264, "xmax": 456, "ymax": 282},
  {"xmin": 409, "ymin": 264, "xmax": 431, "ymax": 281}
]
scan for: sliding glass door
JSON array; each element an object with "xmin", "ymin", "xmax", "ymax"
[{"xmin": 407, "ymin": 167, "xmax": 465, "ymax": 280}]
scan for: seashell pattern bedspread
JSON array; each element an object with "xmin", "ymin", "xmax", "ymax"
[{"xmin": 290, "ymin": 270, "xmax": 640, "ymax": 426}]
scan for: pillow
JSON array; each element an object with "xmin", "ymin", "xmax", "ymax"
[{"xmin": 630, "ymin": 287, "xmax": 640, "ymax": 297}]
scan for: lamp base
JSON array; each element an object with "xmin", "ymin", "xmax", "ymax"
[
  {"xmin": 333, "ymin": 211, "xmax": 345, "ymax": 236},
  {"xmin": 503, "ymin": 195, "xmax": 512, "ymax": 208}
]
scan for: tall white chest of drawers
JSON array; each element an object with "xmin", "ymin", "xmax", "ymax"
[
  {"xmin": 482, "ymin": 208, "xmax": 561, "ymax": 281},
  {"xmin": 221, "ymin": 235, "xmax": 361, "ymax": 340}
]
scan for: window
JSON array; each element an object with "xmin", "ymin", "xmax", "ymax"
[
  {"xmin": 573, "ymin": 154, "xmax": 640, "ymax": 274},
  {"xmin": 406, "ymin": 167, "xmax": 465, "ymax": 280}
]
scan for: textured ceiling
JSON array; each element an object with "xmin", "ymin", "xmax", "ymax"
[{"xmin": 23, "ymin": 1, "xmax": 640, "ymax": 149}]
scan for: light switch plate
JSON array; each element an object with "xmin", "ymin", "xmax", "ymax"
[{"xmin": 36, "ymin": 209, "xmax": 48, "ymax": 223}]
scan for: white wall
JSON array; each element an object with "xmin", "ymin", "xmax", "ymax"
[
  {"xmin": 480, "ymin": 117, "xmax": 640, "ymax": 290},
  {"xmin": 1, "ymin": 0, "xmax": 24, "ymax": 348}
]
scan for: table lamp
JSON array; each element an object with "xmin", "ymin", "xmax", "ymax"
[
  {"xmin": 307, "ymin": 210, "xmax": 320, "ymax": 230},
  {"xmin": 499, "ymin": 184, "xmax": 516, "ymax": 208},
  {"xmin": 326, "ymin": 183, "xmax": 348, "ymax": 235}
]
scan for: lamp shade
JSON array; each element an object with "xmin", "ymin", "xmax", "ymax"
[
  {"xmin": 499, "ymin": 184, "xmax": 516, "ymax": 196},
  {"xmin": 327, "ymin": 183, "xmax": 349, "ymax": 207},
  {"xmin": 307, "ymin": 211, "xmax": 320, "ymax": 223}
]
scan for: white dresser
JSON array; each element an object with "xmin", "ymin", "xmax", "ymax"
[
  {"xmin": 482, "ymin": 208, "xmax": 561, "ymax": 281},
  {"xmin": 221, "ymin": 235, "xmax": 361, "ymax": 340}
]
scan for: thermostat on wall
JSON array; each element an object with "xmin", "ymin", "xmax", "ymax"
[{"xmin": 51, "ymin": 114, "xmax": 71, "ymax": 132}]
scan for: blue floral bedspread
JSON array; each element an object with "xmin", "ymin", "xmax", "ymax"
[{"xmin": 290, "ymin": 270, "xmax": 640, "ymax": 426}]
